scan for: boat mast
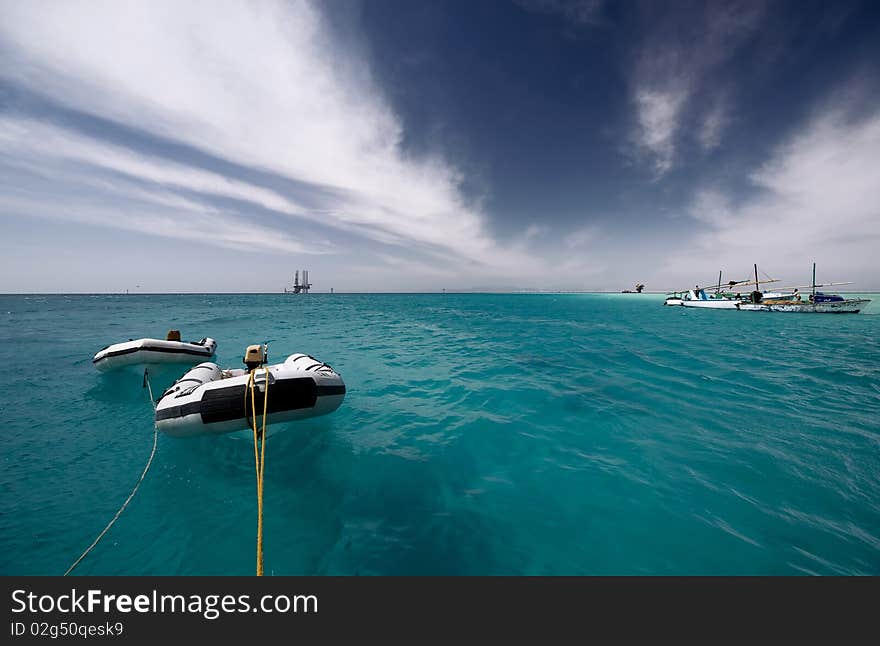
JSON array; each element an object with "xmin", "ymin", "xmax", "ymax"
[
  {"xmin": 717, "ymin": 270, "xmax": 722, "ymax": 294},
  {"xmin": 754, "ymin": 264, "xmax": 759, "ymax": 293},
  {"xmin": 812, "ymin": 262, "xmax": 817, "ymax": 297}
]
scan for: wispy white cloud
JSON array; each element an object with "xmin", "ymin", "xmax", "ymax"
[
  {"xmin": 688, "ymin": 188, "xmax": 734, "ymax": 228},
  {"xmin": 629, "ymin": 1, "xmax": 764, "ymax": 175},
  {"xmin": 0, "ymin": 118, "xmax": 312, "ymax": 218},
  {"xmin": 698, "ymin": 98, "xmax": 728, "ymax": 151},
  {"xmin": 668, "ymin": 107, "xmax": 880, "ymax": 287},
  {"xmin": 0, "ymin": 191, "xmax": 315, "ymax": 256},
  {"xmin": 0, "ymin": 115, "xmax": 339, "ymax": 255},
  {"xmin": 523, "ymin": 223, "xmax": 549, "ymax": 240},
  {"xmin": 633, "ymin": 88, "xmax": 688, "ymax": 175},
  {"xmin": 564, "ymin": 224, "xmax": 601, "ymax": 249},
  {"xmin": 0, "ymin": 0, "xmax": 544, "ymax": 286}
]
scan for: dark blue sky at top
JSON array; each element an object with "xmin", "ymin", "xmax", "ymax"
[{"xmin": 334, "ymin": 0, "xmax": 880, "ymax": 239}]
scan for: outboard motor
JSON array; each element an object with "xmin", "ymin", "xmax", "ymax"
[{"xmin": 244, "ymin": 344, "xmax": 268, "ymax": 371}]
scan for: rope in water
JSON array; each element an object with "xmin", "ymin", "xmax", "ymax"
[
  {"xmin": 64, "ymin": 370, "xmax": 159, "ymax": 576},
  {"xmin": 245, "ymin": 366, "xmax": 270, "ymax": 576}
]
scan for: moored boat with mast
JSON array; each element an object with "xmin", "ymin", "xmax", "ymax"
[
  {"xmin": 736, "ymin": 263, "xmax": 870, "ymax": 313},
  {"xmin": 671, "ymin": 269, "xmax": 778, "ymax": 309}
]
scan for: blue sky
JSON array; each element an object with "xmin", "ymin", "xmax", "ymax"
[{"xmin": 1, "ymin": 0, "xmax": 878, "ymax": 292}]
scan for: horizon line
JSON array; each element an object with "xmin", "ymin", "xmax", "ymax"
[{"xmin": 3, "ymin": 290, "xmax": 879, "ymax": 296}]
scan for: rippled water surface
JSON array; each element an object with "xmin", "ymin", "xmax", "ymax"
[{"xmin": 1, "ymin": 293, "xmax": 878, "ymax": 575}]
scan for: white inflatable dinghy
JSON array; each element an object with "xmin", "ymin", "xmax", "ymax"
[
  {"xmin": 93, "ymin": 334, "xmax": 217, "ymax": 372},
  {"xmin": 155, "ymin": 352, "xmax": 346, "ymax": 437}
]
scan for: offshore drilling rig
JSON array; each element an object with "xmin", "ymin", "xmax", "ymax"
[{"xmin": 284, "ymin": 269, "xmax": 312, "ymax": 294}]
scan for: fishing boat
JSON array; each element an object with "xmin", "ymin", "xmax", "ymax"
[
  {"xmin": 737, "ymin": 263, "xmax": 870, "ymax": 314},
  {"xmin": 155, "ymin": 345, "xmax": 346, "ymax": 437},
  {"xmin": 664, "ymin": 292, "xmax": 685, "ymax": 306},
  {"xmin": 680, "ymin": 288, "xmax": 742, "ymax": 309},
  {"xmin": 669, "ymin": 270, "xmax": 778, "ymax": 309},
  {"xmin": 93, "ymin": 331, "xmax": 217, "ymax": 372}
]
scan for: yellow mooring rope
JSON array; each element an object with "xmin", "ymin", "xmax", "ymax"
[{"xmin": 245, "ymin": 367, "xmax": 270, "ymax": 576}]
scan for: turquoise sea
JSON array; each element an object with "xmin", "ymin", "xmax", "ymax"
[{"xmin": 1, "ymin": 293, "xmax": 878, "ymax": 575}]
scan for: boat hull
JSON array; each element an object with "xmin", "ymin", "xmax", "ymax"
[
  {"xmin": 680, "ymin": 299, "xmax": 741, "ymax": 309},
  {"xmin": 737, "ymin": 299, "xmax": 870, "ymax": 313},
  {"xmin": 93, "ymin": 337, "xmax": 217, "ymax": 372},
  {"xmin": 155, "ymin": 354, "xmax": 346, "ymax": 437}
]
